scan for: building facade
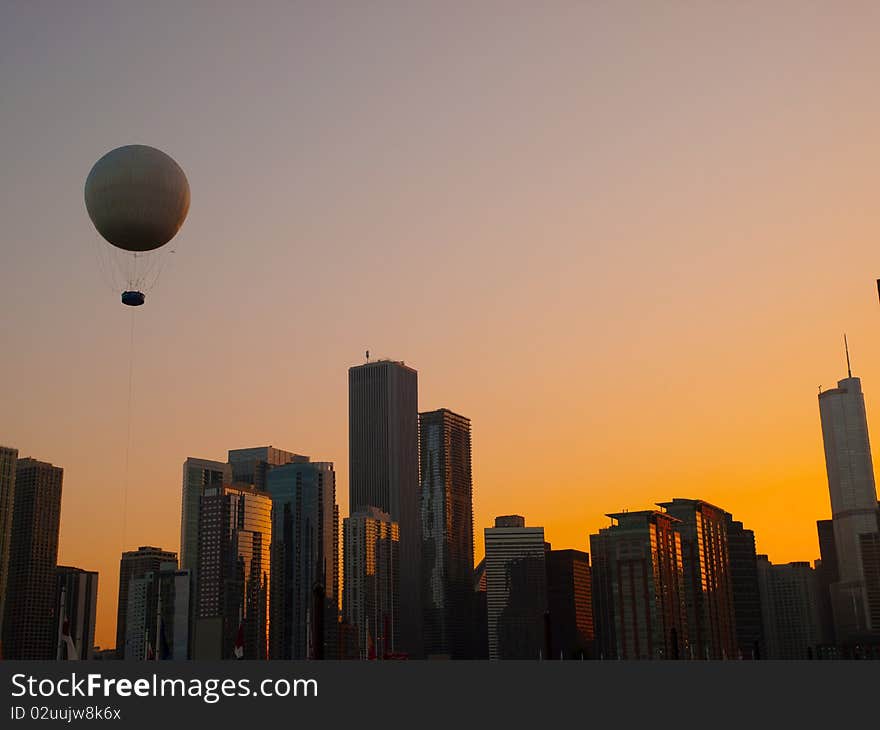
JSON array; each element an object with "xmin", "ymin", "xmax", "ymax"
[
  {"xmin": 180, "ymin": 457, "xmax": 230, "ymax": 575},
  {"xmin": 0, "ymin": 445, "xmax": 18, "ymax": 640},
  {"xmin": 484, "ymin": 515, "xmax": 547, "ymax": 660},
  {"xmin": 725, "ymin": 514, "xmax": 764, "ymax": 659},
  {"xmin": 343, "ymin": 507, "xmax": 400, "ymax": 658},
  {"xmin": 195, "ymin": 484, "xmax": 272, "ymax": 660},
  {"xmin": 228, "ymin": 446, "xmax": 308, "ymax": 492},
  {"xmin": 419, "ymin": 408, "xmax": 475, "ymax": 659},
  {"xmin": 658, "ymin": 499, "xmax": 737, "ymax": 659},
  {"xmin": 116, "ymin": 546, "xmax": 178, "ymax": 659},
  {"xmin": 546, "ymin": 549, "xmax": 594, "ymax": 659},
  {"xmin": 349, "ymin": 359, "xmax": 420, "ymax": 657},
  {"xmin": 590, "ymin": 511, "xmax": 688, "ymax": 660},
  {"xmin": 757, "ymin": 557, "xmax": 822, "ymax": 659},
  {"xmin": 55, "ymin": 566, "xmax": 98, "ymax": 660},
  {"xmin": 818, "ymin": 372, "xmax": 880, "ymax": 639},
  {"xmin": 126, "ymin": 565, "xmax": 192, "ymax": 660},
  {"xmin": 267, "ymin": 460, "xmax": 339, "ymax": 660},
  {"xmin": 2, "ymin": 458, "xmax": 63, "ymax": 659}
]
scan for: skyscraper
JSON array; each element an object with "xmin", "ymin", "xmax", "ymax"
[
  {"xmin": 545, "ymin": 549, "xmax": 594, "ymax": 660},
  {"xmin": 228, "ymin": 446, "xmax": 308, "ymax": 492},
  {"xmin": 267, "ymin": 460, "xmax": 339, "ymax": 659},
  {"xmin": 657, "ymin": 499, "xmax": 737, "ymax": 660},
  {"xmin": 725, "ymin": 513, "xmax": 764, "ymax": 659},
  {"xmin": 179, "ymin": 457, "xmax": 230, "ymax": 575},
  {"xmin": 815, "ymin": 519, "xmax": 838, "ymax": 647},
  {"xmin": 2, "ymin": 457, "xmax": 63, "ymax": 660},
  {"xmin": 55, "ymin": 566, "xmax": 98, "ymax": 660},
  {"xmin": 343, "ymin": 507, "xmax": 400, "ymax": 659},
  {"xmin": 756, "ymin": 556, "xmax": 822, "ymax": 659},
  {"xmin": 0, "ymin": 445, "xmax": 18, "ymax": 640},
  {"xmin": 349, "ymin": 359, "xmax": 420, "ymax": 657},
  {"xmin": 194, "ymin": 484, "xmax": 272, "ymax": 660},
  {"xmin": 590, "ymin": 511, "xmax": 688, "ymax": 660},
  {"xmin": 419, "ymin": 408, "xmax": 475, "ymax": 659},
  {"xmin": 818, "ymin": 358, "xmax": 880, "ymax": 640},
  {"xmin": 116, "ymin": 546, "xmax": 178, "ymax": 659},
  {"xmin": 484, "ymin": 515, "xmax": 547, "ymax": 660},
  {"xmin": 126, "ymin": 564, "xmax": 192, "ymax": 661}
]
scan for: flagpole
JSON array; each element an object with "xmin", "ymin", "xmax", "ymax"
[
  {"xmin": 155, "ymin": 584, "xmax": 162, "ymax": 662},
  {"xmin": 56, "ymin": 585, "xmax": 66, "ymax": 660}
]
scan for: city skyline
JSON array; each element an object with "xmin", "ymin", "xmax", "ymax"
[{"xmin": 5, "ymin": 3, "xmax": 880, "ymax": 650}]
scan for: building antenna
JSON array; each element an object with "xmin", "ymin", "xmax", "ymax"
[{"xmin": 845, "ymin": 333, "xmax": 852, "ymax": 378}]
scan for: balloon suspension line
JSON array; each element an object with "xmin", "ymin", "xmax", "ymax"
[{"xmin": 122, "ymin": 307, "xmax": 136, "ymax": 553}]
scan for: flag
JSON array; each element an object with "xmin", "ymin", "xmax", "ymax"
[
  {"xmin": 233, "ymin": 621, "xmax": 245, "ymax": 659},
  {"xmin": 60, "ymin": 619, "xmax": 79, "ymax": 661}
]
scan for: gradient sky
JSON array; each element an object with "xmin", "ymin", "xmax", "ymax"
[{"xmin": 4, "ymin": 1, "xmax": 880, "ymax": 649}]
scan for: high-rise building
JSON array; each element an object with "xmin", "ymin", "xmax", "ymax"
[
  {"xmin": 343, "ymin": 507, "xmax": 400, "ymax": 659},
  {"xmin": 418, "ymin": 408, "xmax": 475, "ymax": 659},
  {"xmin": 756, "ymin": 556, "xmax": 822, "ymax": 659},
  {"xmin": 546, "ymin": 549, "xmax": 594, "ymax": 660},
  {"xmin": 179, "ymin": 457, "xmax": 230, "ymax": 575},
  {"xmin": 818, "ymin": 362, "xmax": 880, "ymax": 639},
  {"xmin": 725, "ymin": 513, "xmax": 764, "ymax": 659},
  {"xmin": 55, "ymin": 566, "xmax": 98, "ymax": 660},
  {"xmin": 125, "ymin": 564, "xmax": 192, "ymax": 660},
  {"xmin": 2, "ymin": 458, "xmax": 63, "ymax": 659},
  {"xmin": 590, "ymin": 510, "xmax": 688, "ymax": 660},
  {"xmin": 228, "ymin": 446, "xmax": 308, "ymax": 492},
  {"xmin": 194, "ymin": 484, "xmax": 271, "ymax": 660},
  {"xmin": 484, "ymin": 515, "xmax": 547, "ymax": 660},
  {"xmin": 267, "ymin": 460, "xmax": 339, "ymax": 659},
  {"xmin": 815, "ymin": 519, "xmax": 838, "ymax": 647},
  {"xmin": 0, "ymin": 445, "xmax": 18, "ymax": 640},
  {"xmin": 349, "ymin": 359, "xmax": 420, "ymax": 657},
  {"xmin": 116, "ymin": 546, "xmax": 178, "ymax": 659},
  {"xmin": 657, "ymin": 499, "xmax": 737, "ymax": 660},
  {"xmin": 473, "ymin": 559, "xmax": 488, "ymax": 659}
]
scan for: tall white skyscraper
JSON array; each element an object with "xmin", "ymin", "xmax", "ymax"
[{"xmin": 818, "ymin": 347, "xmax": 880, "ymax": 638}]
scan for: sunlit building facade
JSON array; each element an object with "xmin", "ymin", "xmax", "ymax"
[
  {"xmin": 228, "ymin": 446, "xmax": 308, "ymax": 492},
  {"xmin": 179, "ymin": 457, "xmax": 230, "ymax": 575},
  {"xmin": 818, "ymin": 373, "xmax": 880, "ymax": 639},
  {"xmin": 268, "ymin": 460, "xmax": 339, "ymax": 660},
  {"xmin": 195, "ymin": 484, "xmax": 272, "ymax": 660},
  {"xmin": 419, "ymin": 408, "xmax": 474, "ymax": 659},
  {"xmin": 2, "ymin": 458, "xmax": 63, "ymax": 660},
  {"xmin": 343, "ymin": 507, "xmax": 400, "ymax": 658},
  {"xmin": 590, "ymin": 510, "xmax": 688, "ymax": 660}
]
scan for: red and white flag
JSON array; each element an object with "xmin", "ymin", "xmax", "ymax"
[{"xmin": 233, "ymin": 622, "xmax": 245, "ymax": 659}]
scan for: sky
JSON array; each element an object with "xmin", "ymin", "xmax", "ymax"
[{"xmin": 3, "ymin": 1, "xmax": 880, "ymax": 649}]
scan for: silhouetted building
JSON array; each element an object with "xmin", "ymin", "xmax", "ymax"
[
  {"xmin": 343, "ymin": 507, "xmax": 399, "ymax": 658},
  {"xmin": 818, "ymin": 365, "xmax": 880, "ymax": 640},
  {"xmin": 228, "ymin": 446, "xmax": 308, "ymax": 492},
  {"xmin": 658, "ymin": 499, "xmax": 736, "ymax": 659},
  {"xmin": 116, "ymin": 545, "xmax": 178, "ymax": 659},
  {"xmin": 815, "ymin": 519, "xmax": 839, "ymax": 647},
  {"xmin": 268, "ymin": 460, "xmax": 339, "ymax": 659},
  {"xmin": 546, "ymin": 549, "xmax": 593, "ymax": 659},
  {"xmin": 473, "ymin": 558, "xmax": 488, "ymax": 659},
  {"xmin": 55, "ymin": 566, "xmax": 98, "ymax": 660},
  {"xmin": 194, "ymin": 484, "xmax": 271, "ymax": 659},
  {"xmin": 725, "ymin": 514, "xmax": 764, "ymax": 659},
  {"xmin": 349, "ymin": 359, "xmax": 420, "ymax": 657},
  {"xmin": 757, "ymin": 556, "xmax": 822, "ymax": 659},
  {"xmin": 419, "ymin": 408, "xmax": 474, "ymax": 659},
  {"xmin": 590, "ymin": 511, "xmax": 688, "ymax": 660},
  {"xmin": 484, "ymin": 515, "xmax": 547, "ymax": 659},
  {"xmin": 179, "ymin": 457, "xmax": 230, "ymax": 575},
  {"xmin": 0, "ymin": 445, "xmax": 17, "ymax": 641},
  {"xmin": 126, "ymin": 564, "xmax": 192, "ymax": 660},
  {"xmin": 2, "ymin": 458, "xmax": 63, "ymax": 659}
]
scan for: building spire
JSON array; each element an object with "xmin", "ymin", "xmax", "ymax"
[{"xmin": 845, "ymin": 333, "xmax": 852, "ymax": 378}]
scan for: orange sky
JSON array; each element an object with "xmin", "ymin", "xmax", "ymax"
[{"xmin": 3, "ymin": 3, "xmax": 880, "ymax": 648}]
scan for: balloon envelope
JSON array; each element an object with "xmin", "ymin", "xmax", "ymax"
[{"xmin": 84, "ymin": 145, "xmax": 190, "ymax": 252}]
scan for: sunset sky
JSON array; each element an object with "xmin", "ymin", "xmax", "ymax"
[{"xmin": 4, "ymin": 2, "xmax": 880, "ymax": 648}]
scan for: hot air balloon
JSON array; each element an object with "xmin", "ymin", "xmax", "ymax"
[{"xmin": 84, "ymin": 144, "xmax": 190, "ymax": 306}]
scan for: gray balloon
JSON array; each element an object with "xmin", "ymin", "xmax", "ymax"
[{"xmin": 84, "ymin": 144, "xmax": 190, "ymax": 253}]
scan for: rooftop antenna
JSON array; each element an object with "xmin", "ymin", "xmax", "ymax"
[{"xmin": 844, "ymin": 333, "xmax": 852, "ymax": 378}]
